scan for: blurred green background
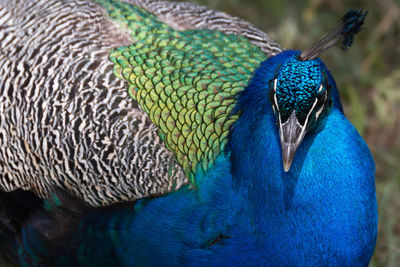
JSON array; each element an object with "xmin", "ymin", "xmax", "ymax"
[{"xmin": 183, "ymin": 0, "xmax": 399, "ymax": 265}]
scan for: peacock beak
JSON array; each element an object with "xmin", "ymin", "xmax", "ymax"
[{"xmin": 278, "ymin": 110, "xmax": 307, "ymax": 172}]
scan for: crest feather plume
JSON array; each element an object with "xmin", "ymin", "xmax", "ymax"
[{"xmin": 299, "ymin": 9, "xmax": 368, "ymax": 61}]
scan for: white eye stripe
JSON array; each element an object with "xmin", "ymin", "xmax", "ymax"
[
  {"xmin": 274, "ymin": 92, "xmax": 279, "ymax": 112},
  {"xmin": 318, "ymin": 84, "xmax": 323, "ymax": 93},
  {"xmin": 273, "ymin": 79, "xmax": 277, "ymax": 92},
  {"xmin": 304, "ymin": 98, "xmax": 318, "ymax": 126},
  {"xmin": 315, "ymin": 106, "xmax": 324, "ymax": 120}
]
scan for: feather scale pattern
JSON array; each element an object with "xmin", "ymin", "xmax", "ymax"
[{"xmin": 99, "ymin": 0, "xmax": 268, "ymax": 179}]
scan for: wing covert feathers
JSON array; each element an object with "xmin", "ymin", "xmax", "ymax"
[{"xmin": 97, "ymin": 0, "xmax": 268, "ymax": 180}]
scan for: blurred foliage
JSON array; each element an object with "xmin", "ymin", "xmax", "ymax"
[{"xmin": 182, "ymin": 0, "xmax": 399, "ymax": 265}]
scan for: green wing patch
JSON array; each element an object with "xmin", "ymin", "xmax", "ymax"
[{"xmin": 96, "ymin": 0, "xmax": 268, "ymax": 181}]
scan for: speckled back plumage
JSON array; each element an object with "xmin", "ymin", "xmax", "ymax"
[
  {"xmin": 0, "ymin": 0, "xmax": 185, "ymax": 206},
  {"xmin": 0, "ymin": 0, "xmax": 281, "ymax": 206}
]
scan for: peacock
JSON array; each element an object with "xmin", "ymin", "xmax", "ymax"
[{"xmin": 0, "ymin": 0, "xmax": 377, "ymax": 266}]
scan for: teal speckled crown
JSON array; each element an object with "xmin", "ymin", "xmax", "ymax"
[{"xmin": 275, "ymin": 57, "xmax": 323, "ymax": 123}]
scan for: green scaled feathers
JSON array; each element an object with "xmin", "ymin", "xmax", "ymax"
[{"xmin": 97, "ymin": 0, "xmax": 268, "ymax": 181}]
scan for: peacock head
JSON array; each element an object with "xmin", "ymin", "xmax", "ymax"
[
  {"xmin": 268, "ymin": 9, "xmax": 367, "ymax": 172},
  {"xmin": 269, "ymin": 56, "xmax": 332, "ymax": 171}
]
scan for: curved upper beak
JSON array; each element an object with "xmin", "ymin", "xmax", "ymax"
[{"xmin": 278, "ymin": 110, "xmax": 307, "ymax": 172}]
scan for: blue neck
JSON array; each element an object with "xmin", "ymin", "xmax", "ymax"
[{"xmin": 224, "ymin": 50, "xmax": 377, "ymax": 265}]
